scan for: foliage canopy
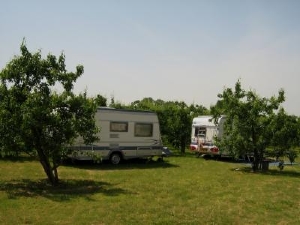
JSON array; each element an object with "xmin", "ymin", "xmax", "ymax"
[{"xmin": 211, "ymin": 80, "xmax": 287, "ymax": 171}]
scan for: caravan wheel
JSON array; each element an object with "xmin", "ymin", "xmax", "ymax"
[{"xmin": 110, "ymin": 153, "xmax": 122, "ymax": 165}]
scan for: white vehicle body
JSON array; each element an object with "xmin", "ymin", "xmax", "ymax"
[
  {"xmin": 190, "ymin": 115, "xmax": 226, "ymax": 156},
  {"xmin": 70, "ymin": 107, "xmax": 163, "ymax": 164}
]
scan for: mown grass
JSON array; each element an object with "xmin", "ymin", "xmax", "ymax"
[{"xmin": 0, "ymin": 154, "xmax": 300, "ymax": 225}]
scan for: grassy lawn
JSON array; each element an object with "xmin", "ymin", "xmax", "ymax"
[{"xmin": 0, "ymin": 153, "xmax": 300, "ymax": 225}]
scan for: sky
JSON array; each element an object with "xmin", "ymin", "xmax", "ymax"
[{"xmin": 1, "ymin": 0, "xmax": 300, "ymax": 115}]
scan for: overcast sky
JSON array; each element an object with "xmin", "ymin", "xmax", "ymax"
[{"xmin": 1, "ymin": 0, "xmax": 300, "ymax": 115}]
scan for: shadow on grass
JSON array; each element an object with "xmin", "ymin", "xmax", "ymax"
[
  {"xmin": 0, "ymin": 155, "xmax": 38, "ymax": 163},
  {"xmin": 63, "ymin": 158, "xmax": 179, "ymax": 171},
  {"xmin": 231, "ymin": 166, "xmax": 300, "ymax": 178},
  {"xmin": 0, "ymin": 178, "xmax": 132, "ymax": 201}
]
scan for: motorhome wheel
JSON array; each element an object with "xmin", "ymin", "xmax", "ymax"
[{"xmin": 110, "ymin": 153, "xmax": 121, "ymax": 165}]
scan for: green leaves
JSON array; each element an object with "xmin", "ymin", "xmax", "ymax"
[{"xmin": 268, "ymin": 108, "xmax": 299, "ymax": 160}]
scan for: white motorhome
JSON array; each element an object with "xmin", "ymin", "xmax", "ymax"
[
  {"xmin": 190, "ymin": 115, "xmax": 226, "ymax": 156},
  {"xmin": 70, "ymin": 107, "xmax": 164, "ymax": 164}
]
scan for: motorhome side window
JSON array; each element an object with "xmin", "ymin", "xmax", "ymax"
[
  {"xmin": 110, "ymin": 122, "xmax": 128, "ymax": 132},
  {"xmin": 134, "ymin": 123, "xmax": 153, "ymax": 137}
]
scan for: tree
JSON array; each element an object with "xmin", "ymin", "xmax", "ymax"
[
  {"xmin": 211, "ymin": 80, "xmax": 285, "ymax": 171},
  {"xmin": 0, "ymin": 42, "xmax": 98, "ymax": 185},
  {"xmin": 268, "ymin": 109, "xmax": 299, "ymax": 163},
  {"xmin": 95, "ymin": 94, "xmax": 107, "ymax": 106}
]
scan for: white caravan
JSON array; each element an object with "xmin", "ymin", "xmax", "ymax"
[
  {"xmin": 70, "ymin": 107, "xmax": 164, "ymax": 164},
  {"xmin": 189, "ymin": 115, "xmax": 226, "ymax": 156}
]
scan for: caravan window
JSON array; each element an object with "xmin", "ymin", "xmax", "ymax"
[
  {"xmin": 110, "ymin": 122, "xmax": 128, "ymax": 132},
  {"xmin": 195, "ymin": 127, "xmax": 206, "ymax": 137},
  {"xmin": 134, "ymin": 123, "xmax": 153, "ymax": 137}
]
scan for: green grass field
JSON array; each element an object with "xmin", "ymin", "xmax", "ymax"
[{"xmin": 0, "ymin": 153, "xmax": 299, "ymax": 225}]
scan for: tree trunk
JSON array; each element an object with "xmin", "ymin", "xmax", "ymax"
[
  {"xmin": 252, "ymin": 149, "xmax": 259, "ymax": 172},
  {"xmin": 251, "ymin": 127, "xmax": 259, "ymax": 172},
  {"xmin": 37, "ymin": 149, "xmax": 59, "ymax": 186}
]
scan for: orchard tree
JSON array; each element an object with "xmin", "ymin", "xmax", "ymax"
[
  {"xmin": 0, "ymin": 42, "xmax": 99, "ymax": 185},
  {"xmin": 211, "ymin": 80, "xmax": 285, "ymax": 171},
  {"xmin": 150, "ymin": 101, "xmax": 190, "ymax": 153},
  {"xmin": 189, "ymin": 103, "xmax": 209, "ymax": 119},
  {"xmin": 268, "ymin": 109, "xmax": 299, "ymax": 163},
  {"xmin": 95, "ymin": 94, "xmax": 107, "ymax": 107}
]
